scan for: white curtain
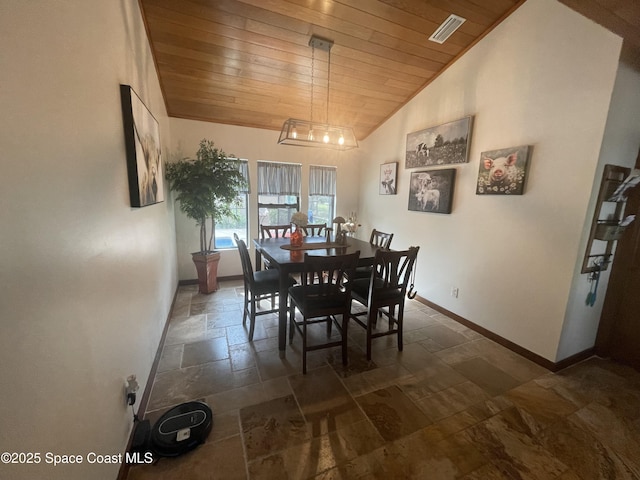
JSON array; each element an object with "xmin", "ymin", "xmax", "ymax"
[
  {"xmin": 309, "ymin": 165, "xmax": 336, "ymax": 196},
  {"xmin": 257, "ymin": 161, "xmax": 302, "ymax": 195}
]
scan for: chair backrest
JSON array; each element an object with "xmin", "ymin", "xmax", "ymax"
[
  {"xmin": 370, "ymin": 229, "xmax": 394, "ymax": 249},
  {"xmin": 300, "ymin": 251, "xmax": 360, "ymax": 310},
  {"xmin": 302, "ymin": 223, "xmax": 327, "ymax": 236},
  {"xmin": 260, "ymin": 224, "xmax": 291, "ymax": 239},
  {"xmin": 370, "ymin": 246, "xmax": 419, "ymax": 302},
  {"xmin": 234, "ymin": 233, "xmax": 255, "ymax": 287}
]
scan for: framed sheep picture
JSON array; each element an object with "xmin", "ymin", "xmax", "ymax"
[
  {"xmin": 408, "ymin": 168, "xmax": 456, "ymax": 214},
  {"xmin": 476, "ymin": 145, "xmax": 532, "ymax": 195}
]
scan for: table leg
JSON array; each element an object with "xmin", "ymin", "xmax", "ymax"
[
  {"xmin": 278, "ymin": 268, "xmax": 289, "ymax": 357},
  {"xmin": 255, "ymin": 248, "xmax": 262, "ymax": 271}
]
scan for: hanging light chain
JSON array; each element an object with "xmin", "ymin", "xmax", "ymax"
[
  {"xmin": 310, "ymin": 43, "xmax": 315, "ymax": 125},
  {"xmin": 326, "ymin": 46, "xmax": 331, "ymax": 125}
]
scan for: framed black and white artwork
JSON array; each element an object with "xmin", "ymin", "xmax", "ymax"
[
  {"xmin": 120, "ymin": 84, "xmax": 164, "ymax": 207},
  {"xmin": 408, "ymin": 168, "xmax": 456, "ymax": 214},
  {"xmin": 379, "ymin": 162, "xmax": 397, "ymax": 195},
  {"xmin": 406, "ymin": 116, "xmax": 473, "ymax": 168}
]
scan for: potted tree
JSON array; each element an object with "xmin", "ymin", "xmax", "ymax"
[{"xmin": 166, "ymin": 139, "xmax": 246, "ymax": 294}]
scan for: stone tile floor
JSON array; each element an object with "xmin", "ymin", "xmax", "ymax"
[{"xmin": 127, "ymin": 280, "xmax": 640, "ymax": 479}]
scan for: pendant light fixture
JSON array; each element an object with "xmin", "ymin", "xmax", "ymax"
[{"xmin": 278, "ymin": 35, "xmax": 358, "ymax": 150}]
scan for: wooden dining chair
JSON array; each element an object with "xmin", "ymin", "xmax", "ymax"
[
  {"xmin": 258, "ymin": 224, "xmax": 292, "ymax": 269},
  {"xmin": 350, "ymin": 246, "xmax": 419, "ymax": 361},
  {"xmin": 234, "ymin": 233, "xmax": 294, "ymax": 341},
  {"xmin": 370, "ymin": 228, "xmax": 394, "ymax": 248},
  {"xmin": 260, "ymin": 224, "xmax": 291, "ymax": 239},
  {"xmin": 354, "ymin": 228, "xmax": 394, "ymax": 279},
  {"xmin": 302, "ymin": 223, "xmax": 327, "ymax": 236},
  {"xmin": 288, "ymin": 251, "xmax": 360, "ymax": 374}
]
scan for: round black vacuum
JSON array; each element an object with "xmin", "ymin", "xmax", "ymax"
[{"xmin": 150, "ymin": 401, "xmax": 213, "ymax": 457}]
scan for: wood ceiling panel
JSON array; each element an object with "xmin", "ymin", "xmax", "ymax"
[{"xmin": 140, "ymin": 0, "xmax": 640, "ymax": 141}]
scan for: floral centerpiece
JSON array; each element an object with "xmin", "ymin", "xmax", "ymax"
[
  {"xmin": 289, "ymin": 211, "xmax": 308, "ymax": 247},
  {"xmin": 342, "ymin": 211, "xmax": 361, "ymax": 235},
  {"xmin": 291, "ymin": 211, "xmax": 308, "ymax": 228}
]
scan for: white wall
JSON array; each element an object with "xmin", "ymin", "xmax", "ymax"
[
  {"xmin": 0, "ymin": 2, "xmax": 177, "ymax": 479},
  {"xmin": 355, "ymin": 0, "xmax": 622, "ymax": 362},
  {"xmin": 168, "ymin": 119, "xmax": 360, "ymax": 281},
  {"xmin": 557, "ymin": 62, "xmax": 640, "ymax": 360}
]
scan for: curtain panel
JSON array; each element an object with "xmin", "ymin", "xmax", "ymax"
[
  {"xmin": 257, "ymin": 161, "xmax": 301, "ymax": 195},
  {"xmin": 309, "ymin": 165, "xmax": 336, "ymax": 196},
  {"xmin": 234, "ymin": 159, "xmax": 250, "ymax": 194}
]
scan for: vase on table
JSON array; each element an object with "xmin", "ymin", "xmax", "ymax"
[{"xmin": 290, "ymin": 224, "xmax": 303, "ymax": 247}]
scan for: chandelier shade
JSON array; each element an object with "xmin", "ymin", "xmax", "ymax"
[
  {"xmin": 278, "ymin": 35, "xmax": 358, "ymax": 151},
  {"xmin": 278, "ymin": 118, "xmax": 358, "ymax": 150}
]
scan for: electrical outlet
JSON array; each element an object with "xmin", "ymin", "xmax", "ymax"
[{"xmin": 451, "ymin": 287, "xmax": 459, "ymax": 298}]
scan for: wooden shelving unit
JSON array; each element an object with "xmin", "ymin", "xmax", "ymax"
[{"xmin": 581, "ymin": 164, "xmax": 631, "ymax": 274}]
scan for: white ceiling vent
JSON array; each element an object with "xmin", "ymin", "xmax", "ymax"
[{"xmin": 428, "ymin": 14, "xmax": 466, "ymax": 44}]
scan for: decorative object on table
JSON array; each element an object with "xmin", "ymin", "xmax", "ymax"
[
  {"xmin": 405, "ymin": 116, "xmax": 473, "ymax": 168},
  {"xmin": 476, "ymin": 145, "xmax": 532, "ymax": 195},
  {"xmin": 278, "ymin": 35, "xmax": 357, "ymax": 150},
  {"xmin": 290, "ymin": 211, "xmax": 308, "ymax": 247},
  {"xmin": 165, "ymin": 139, "xmax": 246, "ymax": 294},
  {"xmin": 120, "ymin": 84, "xmax": 164, "ymax": 207},
  {"xmin": 380, "ymin": 162, "xmax": 398, "ymax": 194},
  {"xmin": 343, "ymin": 212, "xmax": 361, "ymax": 236},
  {"xmin": 332, "ymin": 216, "xmax": 347, "ymax": 244},
  {"xmin": 408, "ymin": 168, "xmax": 456, "ymax": 214}
]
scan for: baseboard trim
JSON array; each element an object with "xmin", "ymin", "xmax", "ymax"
[
  {"xmin": 553, "ymin": 347, "xmax": 596, "ymax": 371},
  {"xmin": 178, "ymin": 274, "xmax": 243, "ymax": 287},
  {"xmin": 116, "ymin": 284, "xmax": 179, "ymax": 480},
  {"xmin": 414, "ymin": 295, "xmax": 594, "ymax": 372}
]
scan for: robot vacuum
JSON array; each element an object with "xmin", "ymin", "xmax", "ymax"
[{"xmin": 149, "ymin": 401, "xmax": 213, "ymax": 457}]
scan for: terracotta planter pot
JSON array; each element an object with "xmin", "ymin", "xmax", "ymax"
[{"xmin": 192, "ymin": 251, "xmax": 221, "ymax": 294}]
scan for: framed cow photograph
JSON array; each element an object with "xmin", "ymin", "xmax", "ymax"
[
  {"xmin": 379, "ymin": 162, "xmax": 397, "ymax": 195},
  {"xmin": 408, "ymin": 168, "xmax": 456, "ymax": 214},
  {"xmin": 405, "ymin": 116, "xmax": 473, "ymax": 168},
  {"xmin": 476, "ymin": 145, "xmax": 532, "ymax": 195},
  {"xmin": 120, "ymin": 84, "xmax": 164, "ymax": 207}
]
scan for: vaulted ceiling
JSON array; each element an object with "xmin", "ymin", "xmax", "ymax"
[{"xmin": 139, "ymin": 0, "xmax": 640, "ymax": 142}]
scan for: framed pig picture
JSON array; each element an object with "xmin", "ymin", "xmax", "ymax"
[
  {"xmin": 408, "ymin": 168, "xmax": 456, "ymax": 214},
  {"xmin": 379, "ymin": 162, "xmax": 397, "ymax": 195},
  {"xmin": 476, "ymin": 145, "xmax": 532, "ymax": 195}
]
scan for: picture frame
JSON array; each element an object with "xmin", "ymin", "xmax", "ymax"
[
  {"xmin": 408, "ymin": 168, "xmax": 456, "ymax": 214},
  {"xmin": 476, "ymin": 145, "xmax": 532, "ymax": 195},
  {"xmin": 406, "ymin": 116, "xmax": 473, "ymax": 168},
  {"xmin": 379, "ymin": 162, "xmax": 398, "ymax": 195},
  {"xmin": 120, "ymin": 84, "xmax": 164, "ymax": 207}
]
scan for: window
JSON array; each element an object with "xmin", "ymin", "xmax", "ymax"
[
  {"xmin": 257, "ymin": 161, "xmax": 302, "ymax": 227},
  {"xmin": 214, "ymin": 159, "xmax": 249, "ymax": 248},
  {"xmin": 308, "ymin": 165, "xmax": 336, "ymax": 224}
]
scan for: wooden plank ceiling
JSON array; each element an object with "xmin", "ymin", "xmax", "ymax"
[{"xmin": 139, "ymin": 0, "xmax": 640, "ymax": 142}]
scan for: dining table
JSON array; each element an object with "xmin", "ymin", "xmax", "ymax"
[{"xmin": 253, "ymin": 235, "xmax": 383, "ymax": 356}]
